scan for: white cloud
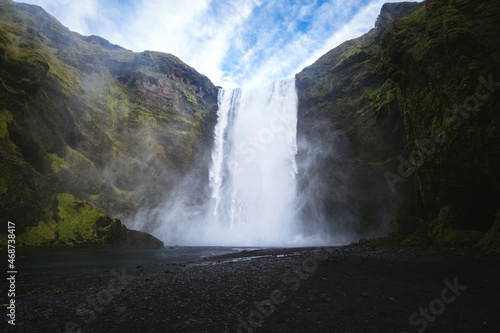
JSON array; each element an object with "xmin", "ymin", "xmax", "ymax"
[{"xmin": 111, "ymin": 0, "xmax": 262, "ymax": 87}]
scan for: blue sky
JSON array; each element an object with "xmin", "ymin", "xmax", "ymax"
[{"xmin": 19, "ymin": 0, "xmax": 420, "ymax": 87}]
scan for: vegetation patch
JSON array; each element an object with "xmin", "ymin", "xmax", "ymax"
[
  {"xmin": 0, "ymin": 110, "xmax": 13, "ymax": 139},
  {"xmin": 47, "ymin": 153, "xmax": 69, "ymax": 173},
  {"xmin": 477, "ymin": 214, "xmax": 500, "ymax": 255},
  {"xmin": 17, "ymin": 193, "xmax": 126, "ymax": 247}
]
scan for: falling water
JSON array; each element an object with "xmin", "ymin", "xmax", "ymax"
[
  {"xmin": 206, "ymin": 78, "xmax": 304, "ymax": 246},
  {"xmin": 142, "ymin": 78, "xmax": 332, "ymax": 246}
]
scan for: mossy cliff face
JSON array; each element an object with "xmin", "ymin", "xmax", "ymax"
[
  {"xmin": 0, "ymin": 0, "xmax": 217, "ymax": 246},
  {"xmin": 381, "ymin": 0, "xmax": 500, "ymax": 244},
  {"xmin": 296, "ymin": 0, "xmax": 500, "ymax": 249},
  {"xmin": 295, "ymin": 2, "xmax": 423, "ymax": 238}
]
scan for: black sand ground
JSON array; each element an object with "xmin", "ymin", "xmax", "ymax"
[{"xmin": 3, "ymin": 243, "xmax": 500, "ymax": 333}]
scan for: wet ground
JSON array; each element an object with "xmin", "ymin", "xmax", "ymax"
[{"xmin": 2, "ymin": 243, "xmax": 500, "ymax": 332}]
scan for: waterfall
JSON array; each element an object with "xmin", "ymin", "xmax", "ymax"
[
  {"xmin": 150, "ymin": 77, "xmax": 330, "ymax": 246},
  {"xmin": 206, "ymin": 78, "xmax": 302, "ymax": 246}
]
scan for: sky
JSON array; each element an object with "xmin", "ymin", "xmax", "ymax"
[{"xmin": 19, "ymin": 0, "xmax": 420, "ymax": 88}]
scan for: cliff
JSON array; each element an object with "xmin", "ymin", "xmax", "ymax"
[
  {"xmin": 0, "ymin": 0, "xmax": 218, "ymax": 248},
  {"xmin": 295, "ymin": 2, "xmax": 423, "ymax": 239},
  {"xmin": 296, "ymin": 0, "xmax": 500, "ymax": 252}
]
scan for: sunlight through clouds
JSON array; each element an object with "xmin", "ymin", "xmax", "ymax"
[{"xmin": 18, "ymin": 0, "xmax": 421, "ymax": 87}]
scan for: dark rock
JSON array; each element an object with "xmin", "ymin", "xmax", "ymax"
[
  {"xmin": 375, "ymin": 2, "xmax": 424, "ymax": 31},
  {"xmin": 117, "ymin": 230, "xmax": 164, "ymax": 250}
]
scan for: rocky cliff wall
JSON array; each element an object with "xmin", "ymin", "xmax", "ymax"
[
  {"xmin": 296, "ymin": 0, "xmax": 500, "ymax": 251},
  {"xmin": 381, "ymin": 0, "xmax": 500, "ymax": 247},
  {"xmin": 0, "ymin": 0, "xmax": 218, "ymax": 247},
  {"xmin": 295, "ymin": 2, "xmax": 423, "ymax": 239}
]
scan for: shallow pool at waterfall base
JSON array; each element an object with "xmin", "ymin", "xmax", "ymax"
[{"xmin": 16, "ymin": 246, "xmax": 259, "ymax": 292}]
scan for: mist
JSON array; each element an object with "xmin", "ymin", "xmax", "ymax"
[{"xmin": 294, "ymin": 128, "xmax": 363, "ymax": 246}]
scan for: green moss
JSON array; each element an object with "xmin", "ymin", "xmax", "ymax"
[
  {"xmin": 0, "ymin": 110, "xmax": 13, "ymax": 139},
  {"xmin": 0, "ymin": 11, "xmax": 81, "ymax": 97},
  {"xmin": 64, "ymin": 146, "xmax": 95, "ymax": 168},
  {"xmin": 17, "ymin": 220, "xmax": 57, "ymax": 247},
  {"xmin": 183, "ymin": 89, "xmax": 197, "ymax": 107},
  {"xmin": 47, "ymin": 153, "xmax": 69, "ymax": 173},
  {"xmin": 429, "ymin": 205, "xmax": 484, "ymax": 245},
  {"xmin": 429, "ymin": 205, "xmax": 453, "ymax": 239},
  {"xmin": 111, "ymin": 185, "xmax": 133, "ymax": 201},
  {"xmin": 397, "ymin": 8, "xmax": 430, "ymax": 61},
  {"xmin": 17, "ymin": 193, "xmax": 116, "ymax": 247},
  {"xmin": 402, "ymin": 231, "xmax": 432, "ymax": 246},
  {"xmin": 128, "ymin": 105, "xmax": 157, "ymax": 126},
  {"xmin": 0, "ymin": 76, "xmax": 26, "ymax": 96},
  {"xmin": 366, "ymin": 79, "xmax": 398, "ymax": 115},
  {"xmin": 477, "ymin": 215, "xmax": 500, "ymax": 254},
  {"xmin": 367, "ymin": 85, "xmax": 383, "ymax": 98},
  {"xmin": 80, "ymin": 73, "xmax": 135, "ymax": 130},
  {"xmin": 440, "ymin": 229, "xmax": 483, "ymax": 246},
  {"xmin": 194, "ymin": 108, "xmax": 208, "ymax": 122},
  {"xmin": 55, "ymin": 193, "xmax": 105, "ymax": 244}
]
